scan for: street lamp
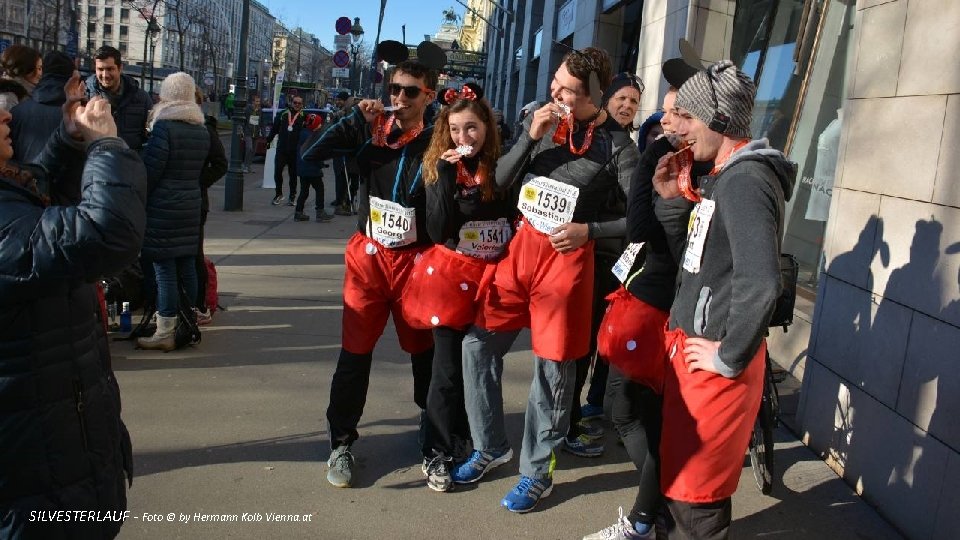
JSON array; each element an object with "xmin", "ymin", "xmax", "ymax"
[
  {"xmin": 224, "ymin": 0, "xmax": 250, "ymax": 212},
  {"xmin": 350, "ymin": 17, "xmax": 364, "ymax": 96},
  {"xmin": 146, "ymin": 16, "xmax": 160, "ymax": 95}
]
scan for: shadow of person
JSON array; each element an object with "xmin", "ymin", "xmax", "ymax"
[{"xmin": 842, "ymin": 219, "xmax": 949, "ymax": 539}]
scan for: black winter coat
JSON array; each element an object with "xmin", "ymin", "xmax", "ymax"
[
  {"xmin": 199, "ymin": 115, "xmax": 228, "ymax": 215},
  {"xmin": 0, "ymin": 133, "xmax": 146, "ymax": 539},
  {"xmin": 11, "ymin": 73, "xmax": 84, "ymax": 205},
  {"xmin": 85, "ymin": 73, "xmax": 152, "ymax": 150},
  {"xmin": 141, "ymin": 119, "xmax": 210, "ymax": 260}
]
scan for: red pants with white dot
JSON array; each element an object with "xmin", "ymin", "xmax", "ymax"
[
  {"xmin": 401, "ymin": 245, "xmax": 496, "ymax": 331},
  {"xmin": 597, "ymin": 287, "xmax": 669, "ymax": 393},
  {"xmin": 341, "ymin": 232, "xmax": 434, "ymax": 355},
  {"xmin": 475, "ymin": 223, "xmax": 594, "ymax": 361}
]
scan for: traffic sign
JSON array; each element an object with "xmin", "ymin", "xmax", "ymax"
[
  {"xmin": 336, "ymin": 17, "xmax": 352, "ymax": 35},
  {"xmin": 333, "ymin": 50, "xmax": 350, "ymax": 68},
  {"xmin": 333, "ymin": 35, "xmax": 351, "ymax": 52},
  {"xmin": 203, "ymin": 72, "xmax": 215, "ymax": 86},
  {"xmin": 332, "ymin": 68, "xmax": 349, "ymax": 78}
]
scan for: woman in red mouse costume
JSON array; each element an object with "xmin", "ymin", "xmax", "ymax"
[{"xmin": 403, "ymin": 83, "xmax": 516, "ymax": 493}]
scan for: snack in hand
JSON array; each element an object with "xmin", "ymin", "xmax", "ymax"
[{"xmin": 455, "ymin": 145, "xmax": 474, "ymax": 156}]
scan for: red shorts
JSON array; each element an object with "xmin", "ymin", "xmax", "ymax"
[
  {"xmin": 401, "ymin": 245, "xmax": 496, "ymax": 330},
  {"xmin": 597, "ymin": 287, "xmax": 669, "ymax": 392},
  {"xmin": 659, "ymin": 327, "xmax": 766, "ymax": 502},
  {"xmin": 341, "ymin": 232, "xmax": 434, "ymax": 355},
  {"xmin": 475, "ymin": 222, "xmax": 594, "ymax": 361}
]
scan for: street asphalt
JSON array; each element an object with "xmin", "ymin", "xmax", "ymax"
[{"xmin": 111, "ymin": 156, "xmax": 904, "ymax": 539}]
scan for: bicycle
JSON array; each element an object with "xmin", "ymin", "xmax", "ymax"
[{"xmin": 748, "ymin": 254, "xmax": 798, "ymax": 495}]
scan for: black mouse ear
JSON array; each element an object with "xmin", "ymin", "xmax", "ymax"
[
  {"xmin": 416, "ymin": 41, "xmax": 448, "ymax": 71},
  {"xmin": 464, "ymin": 82, "xmax": 484, "ymax": 101},
  {"xmin": 376, "ymin": 40, "xmax": 409, "ymax": 64},
  {"xmin": 588, "ymin": 71, "xmax": 602, "ymax": 108}
]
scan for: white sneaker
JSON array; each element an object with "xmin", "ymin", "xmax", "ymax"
[{"xmin": 582, "ymin": 507, "xmax": 653, "ymax": 540}]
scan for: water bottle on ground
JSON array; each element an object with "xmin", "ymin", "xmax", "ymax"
[{"xmin": 120, "ymin": 302, "xmax": 132, "ymax": 333}]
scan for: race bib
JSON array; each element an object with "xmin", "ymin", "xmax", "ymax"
[
  {"xmin": 456, "ymin": 218, "xmax": 513, "ymax": 260},
  {"xmin": 517, "ymin": 175, "xmax": 579, "ymax": 234},
  {"xmin": 368, "ymin": 196, "xmax": 417, "ymax": 248},
  {"xmin": 612, "ymin": 242, "xmax": 645, "ymax": 283},
  {"xmin": 682, "ymin": 199, "xmax": 716, "ymax": 274},
  {"xmin": 248, "ymin": 115, "xmax": 260, "ymax": 126}
]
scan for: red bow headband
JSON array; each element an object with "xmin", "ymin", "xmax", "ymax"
[{"xmin": 444, "ymin": 86, "xmax": 478, "ymax": 104}]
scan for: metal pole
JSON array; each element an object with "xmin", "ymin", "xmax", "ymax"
[
  {"xmin": 224, "ymin": 0, "xmax": 250, "ymax": 211},
  {"xmin": 351, "ymin": 44, "xmax": 358, "ymax": 95}
]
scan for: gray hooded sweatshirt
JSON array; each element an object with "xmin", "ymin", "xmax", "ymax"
[{"xmin": 668, "ymin": 138, "xmax": 796, "ymax": 377}]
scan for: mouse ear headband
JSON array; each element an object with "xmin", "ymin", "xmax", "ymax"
[
  {"xmin": 376, "ymin": 40, "xmax": 448, "ymax": 71},
  {"xmin": 441, "ymin": 82, "xmax": 483, "ymax": 105}
]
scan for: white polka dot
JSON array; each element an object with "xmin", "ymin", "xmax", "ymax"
[
  {"xmin": 430, "ymin": 316, "xmax": 440, "ymax": 325},
  {"xmin": 427, "ymin": 266, "xmax": 435, "ymax": 275},
  {"xmin": 460, "ymin": 283, "xmax": 469, "ymax": 291},
  {"xmin": 414, "ymin": 253, "xmax": 423, "ymax": 263},
  {"xmin": 365, "ymin": 242, "xmax": 377, "ymax": 255},
  {"xmin": 626, "ymin": 340, "xmax": 637, "ymax": 351}
]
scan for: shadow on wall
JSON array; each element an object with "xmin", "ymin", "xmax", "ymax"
[{"xmin": 800, "ymin": 216, "xmax": 960, "ymax": 539}]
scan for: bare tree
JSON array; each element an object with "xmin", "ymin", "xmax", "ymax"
[{"xmin": 162, "ymin": 0, "xmax": 203, "ymax": 71}]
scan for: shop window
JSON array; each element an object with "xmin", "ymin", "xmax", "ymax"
[{"xmin": 730, "ymin": 0, "xmax": 856, "ymax": 300}]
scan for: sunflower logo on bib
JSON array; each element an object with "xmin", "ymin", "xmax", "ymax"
[
  {"xmin": 463, "ymin": 230, "xmax": 479, "ymax": 241},
  {"xmin": 523, "ymin": 186, "xmax": 537, "ymax": 201},
  {"xmin": 371, "ymin": 209, "xmax": 382, "ymax": 224}
]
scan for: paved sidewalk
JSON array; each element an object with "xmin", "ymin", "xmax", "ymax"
[{"xmin": 112, "ymin": 165, "xmax": 903, "ymax": 539}]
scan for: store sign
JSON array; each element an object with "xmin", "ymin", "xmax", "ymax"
[{"xmin": 556, "ymin": 0, "xmax": 577, "ymax": 40}]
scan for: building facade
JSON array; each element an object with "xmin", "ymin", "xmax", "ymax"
[
  {"xmin": 482, "ymin": 0, "xmax": 643, "ymax": 124},
  {"xmin": 0, "ymin": 0, "xmax": 80, "ymax": 54},
  {"xmin": 480, "ymin": 1, "xmax": 960, "ymax": 538}
]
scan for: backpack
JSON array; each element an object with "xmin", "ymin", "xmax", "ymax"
[{"xmin": 204, "ymin": 257, "xmax": 219, "ymax": 314}]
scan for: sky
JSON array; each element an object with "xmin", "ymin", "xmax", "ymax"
[{"xmin": 260, "ymin": 0, "xmax": 465, "ymax": 52}]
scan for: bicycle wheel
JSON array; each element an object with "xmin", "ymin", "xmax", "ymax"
[{"xmin": 749, "ymin": 389, "xmax": 776, "ymax": 494}]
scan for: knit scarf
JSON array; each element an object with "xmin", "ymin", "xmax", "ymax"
[{"xmin": 147, "ymin": 100, "xmax": 204, "ymax": 131}]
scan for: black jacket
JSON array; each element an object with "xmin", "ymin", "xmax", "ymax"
[
  {"xmin": 426, "ymin": 159, "xmax": 516, "ymax": 250},
  {"xmin": 141, "ymin": 119, "xmax": 210, "ymax": 260},
  {"xmin": 302, "ymin": 106, "xmax": 433, "ymax": 248},
  {"xmin": 85, "ymin": 73, "xmax": 152, "ymax": 150},
  {"xmin": 267, "ymin": 108, "xmax": 306, "ymax": 155},
  {"xmin": 0, "ymin": 133, "xmax": 146, "ymax": 539},
  {"xmin": 624, "ymin": 136, "xmax": 713, "ymax": 311},
  {"xmin": 199, "ymin": 115, "xmax": 228, "ymax": 214},
  {"xmin": 11, "ymin": 73, "xmax": 84, "ymax": 205}
]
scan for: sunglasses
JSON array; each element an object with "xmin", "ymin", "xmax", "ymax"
[{"xmin": 388, "ymin": 83, "xmax": 431, "ymax": 99}]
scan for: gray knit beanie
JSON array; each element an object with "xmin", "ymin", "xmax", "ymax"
[
  {"xmin": 675, "ymin": 60, "xmax": 755, "ymax": 139},
  {"xmin": 160, "ymin": 72, "xmax": 197, "ymax": 103}
]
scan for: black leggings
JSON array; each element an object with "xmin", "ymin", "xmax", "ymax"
[
  {"xmin": 423, "ymin": 327, "xmax": 471, "ymax": 459},
  {"xmin": 609, "ymin": 364, "xmax": 662, "ymax": 526}
]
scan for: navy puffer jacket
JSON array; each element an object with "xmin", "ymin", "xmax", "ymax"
[
  {"xmin": 0, "ymin": 132, "xmax": 146, "ymax": 539},
  {"xmin": 85, "ymin": 73, "xmax": 152, "ymax": 150},
  {"xmin": 140, "ymin": 119, "xmax": 210, "ymax": 260}
]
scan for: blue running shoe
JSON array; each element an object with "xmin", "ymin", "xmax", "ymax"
[
  {"xmin": 577, "ymin": 419, "xmax": 605, "ymax": 439},
  {"xmin": 501, "ymin": 475, "xmax": 553, "ymax": 513},
  {"xmin": 580, "ymin": 403, "xmax": 604, "ymax": 420},
  {"xmin": 451, "ymin": 448, "xmax": 513, "ymax": 484},
  {"xmin": 563, "ymin": 434, "xmax": 605, "ymax": 457}
]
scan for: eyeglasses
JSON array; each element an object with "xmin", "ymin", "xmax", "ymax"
[{"xmin": 388, "ymin": 83, "xmax": 430, "ymax": 99}]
